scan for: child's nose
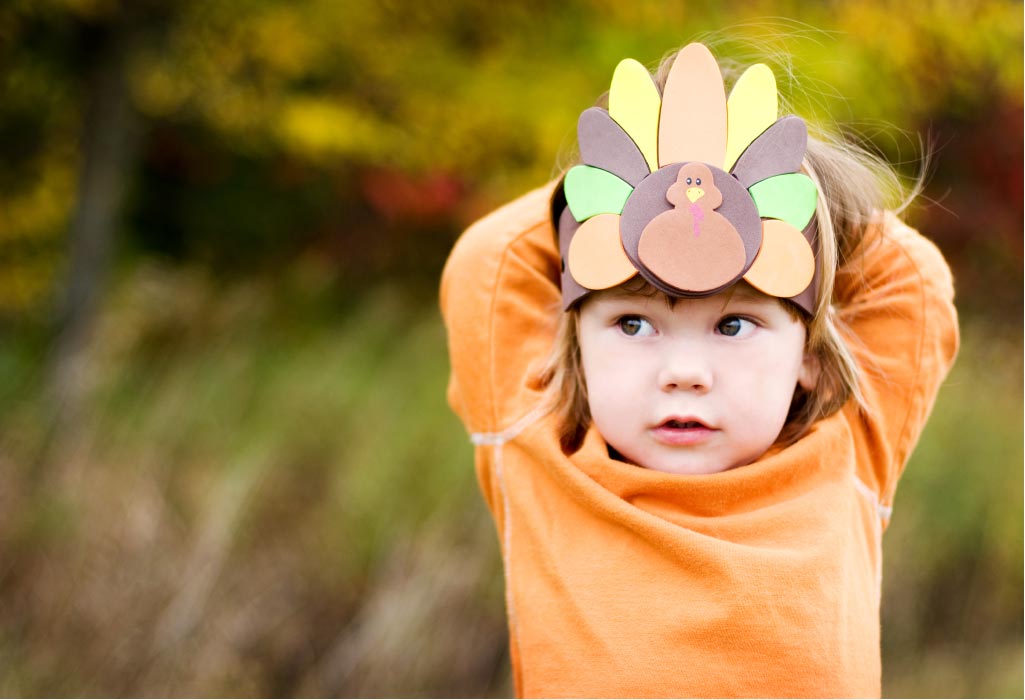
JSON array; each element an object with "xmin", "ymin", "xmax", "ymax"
[{"xmin": 657, "ymin": 349, "xmax": 713, "ymax": 393}]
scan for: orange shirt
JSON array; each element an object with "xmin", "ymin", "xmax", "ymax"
[{"xmin": 440, "ymin": 184, "xmax": 959, "ymax": 698}]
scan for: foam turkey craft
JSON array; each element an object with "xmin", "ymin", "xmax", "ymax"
[
  {"xmin": 559, "ymin": 43, "xmax": 819, "ymax": 312},
  {"xmin": 639, "ymin": 162, "xmax": 747, "ymax": 290}
]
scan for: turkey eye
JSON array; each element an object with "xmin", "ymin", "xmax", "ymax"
[
  {"xmin": 685, "ymin": 177, "xmax": 692, "ymax": 185},
  {"xmin": 695, "ymin": 177, "xmax": 702, "ymax": 185}
]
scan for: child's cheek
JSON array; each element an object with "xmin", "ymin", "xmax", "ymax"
[{"xmin": 736, "ymin": 352, "xmax": 803, "ymax": 420}]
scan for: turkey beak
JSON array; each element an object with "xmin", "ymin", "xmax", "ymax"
[{"xmin": 686, "ymin": 187, "xmax": 704, "ymax": 203}]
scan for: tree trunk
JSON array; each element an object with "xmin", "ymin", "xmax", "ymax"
[{"xmin": 46, "ymin": 19, "xmax": 141, "ymax": 424}]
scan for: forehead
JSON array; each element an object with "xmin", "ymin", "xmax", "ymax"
[{"xmin": 586, "ymin": 281, "xmax": 781, "ymax": 311}]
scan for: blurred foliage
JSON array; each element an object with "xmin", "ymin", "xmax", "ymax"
[
  {"xmin": 883, "ymin": 325, "xmax": 1023, "ymax": 697},
  {"xmin": 0, "ymin": 273, "xmax": 508, "ymax": 696},
  {"xmin": 0, "ymin": 0, "xmax": 1021, "ymax": 316},
  {"xmin": 0, "ymin": 0, "xmax": 1021, "ymax": 696}
]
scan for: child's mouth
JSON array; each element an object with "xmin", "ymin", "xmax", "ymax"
[
  {"xmin": 664, "ymin": 419, "xmax": 705, "ymax": 429},
  {"xmin": 652, "ymin": 417, "xmax": 716, "ymax": 445}
]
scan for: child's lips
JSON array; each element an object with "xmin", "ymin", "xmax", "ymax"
[{"xmin": 650, "ymin": 417, "xmax": 717, "ymax": 446}]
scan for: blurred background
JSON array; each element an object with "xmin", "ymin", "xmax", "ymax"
[{"xmin": 0, "ymin": 0, "xmax": 1021, "ymax": 696}]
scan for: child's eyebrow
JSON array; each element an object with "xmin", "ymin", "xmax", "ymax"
[
  {"xmin": 716, "ymin": 287, "xmax": 783, "ymax": 313},
  {"xmin": 593, "ymin": 287, "xmax": 651, "ymax": 303},
  {"xmin": 723, "ymin": 287, "xmax": 776, "ymax": 305}
]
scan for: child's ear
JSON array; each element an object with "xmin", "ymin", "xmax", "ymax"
[{"xmin": 798, "ymin": 350, "xmax": 820, "ymax": 392}]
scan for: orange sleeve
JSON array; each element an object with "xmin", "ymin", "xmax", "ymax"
[
  {"xmin": 439, "ymin": 184, "xmax": 561, "ymax": 435},
  {"xmin": 836, "ymin": 213, "xmax": 960, "ymax": 507}
]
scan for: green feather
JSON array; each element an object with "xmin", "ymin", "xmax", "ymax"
[
  {"xmin": 748, "ymin": 173, "xmax": 818, "ymax": 229},
  {"xmin": 564, "ymin": 165, "xmax": 634, "ymax": 222}
]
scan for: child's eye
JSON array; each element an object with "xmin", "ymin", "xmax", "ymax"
[
  {"xmin": 617, "ymin": 315, "xmax": 655, "ymax": 337},
  {"xmin": 716, "ymin": 316, "xmax": 756, "ymax": 337}
]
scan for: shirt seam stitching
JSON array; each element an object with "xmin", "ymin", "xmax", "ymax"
[
  {"xmin": 854, "ymin": 473, "xmax": 893, "ymax": 523},
  {"xmin": 471, "ymin": 403, "xmax": 550, "ymax": 446}
]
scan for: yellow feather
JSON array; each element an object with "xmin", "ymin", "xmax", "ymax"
[
  {"xmin": 724, "ymin": 64, "xmax": 778, "ymax": 172},
  {"xmin": 608, "ymin": 59, "xmax": 660, "ymax": 172}
]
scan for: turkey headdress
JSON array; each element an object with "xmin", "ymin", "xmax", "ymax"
[{"xmin": 557, "ymin": 43, "xmax": 820, "ymax": 314}]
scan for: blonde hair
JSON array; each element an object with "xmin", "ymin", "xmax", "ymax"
[{"xmin": 541, "ymin": 41, "xmax": 924, "ymax": 453}]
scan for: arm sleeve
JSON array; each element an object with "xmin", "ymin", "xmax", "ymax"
[
  {"xmin": 835, "ymin": 213, "xmax": 960, "ymax": 506},
  {"xmin": 440, "ymin": 184, "xmax": 562, "ymax": 435}
]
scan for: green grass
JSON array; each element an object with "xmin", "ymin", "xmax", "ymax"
[{"xmin": 882, "ymin": 323, "xmax": 1023, "ymax": 698}]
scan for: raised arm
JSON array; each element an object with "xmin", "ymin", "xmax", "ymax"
[
  {"xmin": 440, "ymin": 184, "xmax": 562, "ymax": 435},
  {"xmin": 835, "ymin": 213, "xmax": 960, "ymax": 505}
]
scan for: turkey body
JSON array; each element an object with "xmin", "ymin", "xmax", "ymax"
[{"xmin": 638, "ymin": 163, "xmax": 746, "ymax": 292}]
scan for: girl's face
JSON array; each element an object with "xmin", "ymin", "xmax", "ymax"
[{"xmin": 578, "ymin": 284, "xmax": 818, "ymax": 475}]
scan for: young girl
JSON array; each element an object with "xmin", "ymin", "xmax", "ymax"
[{"xmin": 441, "ymin": 41, "xmax": 958, "ymax": 697}]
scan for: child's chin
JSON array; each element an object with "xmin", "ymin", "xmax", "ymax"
[{"xmin": 635, "ymin": 451, "xmax": 737, "ymax": 476}]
